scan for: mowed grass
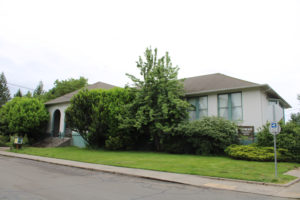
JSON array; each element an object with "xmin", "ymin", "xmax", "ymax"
[{"xmin": 11, "ymin": 146, "xmax": 300, "ymax": 184}]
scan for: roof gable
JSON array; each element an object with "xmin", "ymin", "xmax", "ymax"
[
  {"xmin": 45, "ymin": 81, "xmax": 116, "ymax": 105},
  {"xmin": 183, "ymin": 73, "xmax": 260, "ymax": 94}
]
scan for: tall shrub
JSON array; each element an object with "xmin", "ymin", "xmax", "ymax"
[
  {"xmin": 66, "ymin": 88, "xmax": 132, "ymax": 148},
  {"xmin": 256, "ymin": 121, "xmax": 300, "ymax": 162},
  {"xmin": 257, "ymin": 122, "xmax": 300, "ymax": 150},
  {"xmin": 0, "ymin": 97, "xmax": 49, "ymax": 142}
]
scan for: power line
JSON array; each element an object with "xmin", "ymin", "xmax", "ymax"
[{"xmin": 7, "ymin": 82, "xmax": 35, "ymax": 91}]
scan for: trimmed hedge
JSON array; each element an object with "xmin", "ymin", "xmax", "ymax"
[{"xmin": 225, "ymin": 145, "xmax": 295, "ymax": 162}]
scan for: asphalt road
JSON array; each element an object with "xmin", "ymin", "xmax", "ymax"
[{"xmin": 0, "ymin": 155, "xmax": 292, "ymax": 200}]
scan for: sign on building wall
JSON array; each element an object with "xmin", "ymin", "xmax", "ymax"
[{"xmin": 237, "ymin": 126, "xmax": 254, "ymax": 142}]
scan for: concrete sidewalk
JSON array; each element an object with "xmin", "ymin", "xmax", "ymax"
[{"xmin": 0, "ymin": 149, "xmax": 299, "ymax": 199}]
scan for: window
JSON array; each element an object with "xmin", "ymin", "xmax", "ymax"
[
  {"xmin": 188, "ymin": 96, "xmax": 208, "ymax": 120},
  {"xmin": 218, "ymin": 92, "xmax": 242, "ymax": 121}
]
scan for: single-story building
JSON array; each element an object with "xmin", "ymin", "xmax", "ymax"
[
  {"xmin": 45, "ymin": 81, "xmax": 116, "ymax": 137},
  {"xmin": 45, "ymin": 73, "xmax": 291, "ymax": 142}
]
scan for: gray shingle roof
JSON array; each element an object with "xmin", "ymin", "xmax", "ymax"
[
  {"xmin": 45, "ymin": 81, "xmax": 116, "ymax": 105},
  {"xmin": 183, "ymin": 73, "xmax": 260, "ymax": 95}
]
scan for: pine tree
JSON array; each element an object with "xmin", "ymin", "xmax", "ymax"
[
  {"xmin": 14, "ymin": 89, "xmax": 23, "ymax": 97},
  {"xmin": 33, "ymin": 81, "xmax": 44, "ymax": 97},
  {"xmin": 25, "ymin": 91, "xmax": 32, "ymax": 98},
  {"xmin": 0, "ymin": 72, "xmax": 11, "ymax": 107}
]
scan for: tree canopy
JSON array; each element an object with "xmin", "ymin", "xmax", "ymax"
[
  {"xmin": 66, "ymin": 88, "xmax": 132, "ymax": 147},
  {"xmin": 0, "ymin": 72, "xmax": 10, "ymax": 107},
  {"xmin": 33, "ymin": 81, "xmax": 45, "ymax": 97},
  {"xmin": 41, "ymin": 77, "xmax": 88, "ymax": 102},
  {"xmin": 14, "ymin": 89, "xmax": 22, "ymax": 97},
  {"xmin": 0, "ymin": 97, "xmax": 49, "ymax": 142},
  {"xmin": 123, "ymin": 48, "xmax": 190, "ymax": 151}
]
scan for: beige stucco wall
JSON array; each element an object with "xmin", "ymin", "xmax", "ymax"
[
  {"xmin": 242, "ymin": 89, "xmax": 263, "ymax": 131},
  {"xmin": 46, "ymin": 102, "xmax": 70, "ymax": 134},
  {"xmin": 260, "ymin": 91, "xmax": 284, "ymax": 125}
]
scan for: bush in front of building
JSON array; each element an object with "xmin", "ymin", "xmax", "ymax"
[
  {"xmin": 0, "ymin": 97, "xmax": 49, "ymax": 143},
  {"xmin": 256, "ymin": 121, "xmax": 300, "ymax": 162},
  {"xmin": 0, "ymin": 135, "xmax": 9, "ymax": 147},
  {"xmin": 163, "ymin": 117, "xmax": 239, "ymax": 155},
  {"xmin": 225, "ymin": 144, "xmax": 295, "ymax": 162},
  {"xmin": 66, "ymin": 88, "xmax": 135, "ymax": 148}
]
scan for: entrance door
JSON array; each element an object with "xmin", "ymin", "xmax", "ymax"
[{"xmin": 53, "ymin": 109, "xmax": 61, "ymax": 137}]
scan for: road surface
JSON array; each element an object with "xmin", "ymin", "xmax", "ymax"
[{"xmin": 0, "ymin": 155, "xmax": 291, "ymax": 200}]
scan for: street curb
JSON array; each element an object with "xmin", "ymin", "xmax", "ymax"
[
  {"xmin": 0, "ymin": 150, "xmax": 299, "ymax": 199},
  {"xmin": 0, "ymin": 150, "xmax": 298, "ymax": 187},
  {"xmin": 186, "ymin": 173, "xmax": 300, "ymax": 187}
]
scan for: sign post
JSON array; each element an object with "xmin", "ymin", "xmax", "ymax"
[{"xmin": 269, "ymin": 122, "xmax": 281, "ymax": 177}]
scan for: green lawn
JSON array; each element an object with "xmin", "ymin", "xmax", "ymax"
[{"xmin": 11, "ymin": 146, "xmax": 300, "ymax": 184}]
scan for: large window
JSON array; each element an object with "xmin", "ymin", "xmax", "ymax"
[
  {"xmin": 218, "ymin": 92, "xmax": 242, "ymax": 121},
  {"xmin": 188, "ymin": 96, "xmax": 208, "ymax": 120}
]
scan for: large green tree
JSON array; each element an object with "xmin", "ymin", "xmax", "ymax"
[
  {"xmin": 41, "ymin": 77, "xmax": 88, "ymax": 102},
  {"xmin": 14, "ymin": 89, "xmax": 22, "ymax": 97},
  {"xmin": 0, "ymin": 97, "xmax": 49, "ymax": 142},
  {"xmin": 33, "ymin": 81, "xmax": 45, "ymax": 97},
  {"xmin": 123, "ymin": 48, "xmax": 190, "ymax": 151},
  {"xmin": 0, "ymin": 72, "xmax": 10, "ymax": 107}
]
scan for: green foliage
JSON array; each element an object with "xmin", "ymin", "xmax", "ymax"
[
  {"xmin": 0, "ymin": 97, "xmax": 49, "ymax": 143},
  {"xmin": 66, "ymin": 88, "xmax": 133, "ymax": 148},
  {"xmin": 290, "ymin": 113, "xmax": 300, "ymax": 125},
  {"xmin": 14, "ymin": 89, "xmax": 22, "ymax": 97},
  {"xmin": 33, "ymin": 81, "xmax": 45, "ymax": 98},
  {"xmin": 225, "ymin": 145, "xmax": 295, "ymax": 162},
  {"xmin": 257, "ymin": 122, "xmax": 300, "ymax": 150},
  {"xmin": 256, "ymin": 122, "xmax": 300, "ymax": 162},
  {"xmin": 256, "ymin": 124, "xmax": 273, "ymax": 147},
  {"xmin": 164, "ymin": 117, "xmax": 239, "ymax": 155},
  {"xmin": 0, "ymin": 72, "xmax": 10, "ymax": 107},
  {"xmin": 25, "ymin": 91, "xmax": 32, "ymax": 98},
  {"xmin": 123, "ymin": 48, "xmax": 190, "ymax": 151},
  {"xmin": 41, "ymin": 77, "xmax": 88, "ymax": 102},
  {"xmin": 105, "ymin": 136, "xmax": 126, "ymax": 150},
  {"xmin": 0, "ymin": 135, "xmax": 9, "ymax": 147}
]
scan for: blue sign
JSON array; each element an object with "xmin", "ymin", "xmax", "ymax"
[{"xmin": 271, "ymin": 123, "xmax": 277, "ymax": 128}]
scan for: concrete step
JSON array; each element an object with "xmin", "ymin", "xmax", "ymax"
[{"xmin": 33, "ymin": 137, "xmax": 71, "ymax": 148}]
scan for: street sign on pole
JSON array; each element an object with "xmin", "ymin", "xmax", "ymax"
[
  {"xmin": 269, "ymin": 122, "xmax": 281, "ymax": 177},
  {"xmin": 269, "ymin": 122, "xmax": 281, "ymax": 135}
]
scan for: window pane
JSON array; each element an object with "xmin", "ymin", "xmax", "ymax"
[
  {"xmin": 231, "ymin": 93, "xmax": 242, "ymax": 107},
  {"xmin": 199, "ymin": 110, "xmax": 208, "ymax": 118},
  {"xmin": 219, "ymin": 108, "xmax": 228, "ymax": 119},
  {"xmin": 188, "ymin": 98, "xmax": 196, "ymax": 111},
  {"xmin": 189, "ymin": 111, "xmax": 196, "ymax": 121},
  {"xmin": 199, "ymin": 96, "xmax": 207, "ymax": 109},
  {"xmin": 232, "ymin": 107, "xmax": 242, "ymax": 121},
  {"xmin": 219, "ymin": 94, "xmax": 228, "ymax": 107}
]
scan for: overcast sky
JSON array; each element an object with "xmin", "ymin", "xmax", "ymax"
[{"xmin": 0, "ymin": 0, "xmax": 299, "ymax": 119}]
